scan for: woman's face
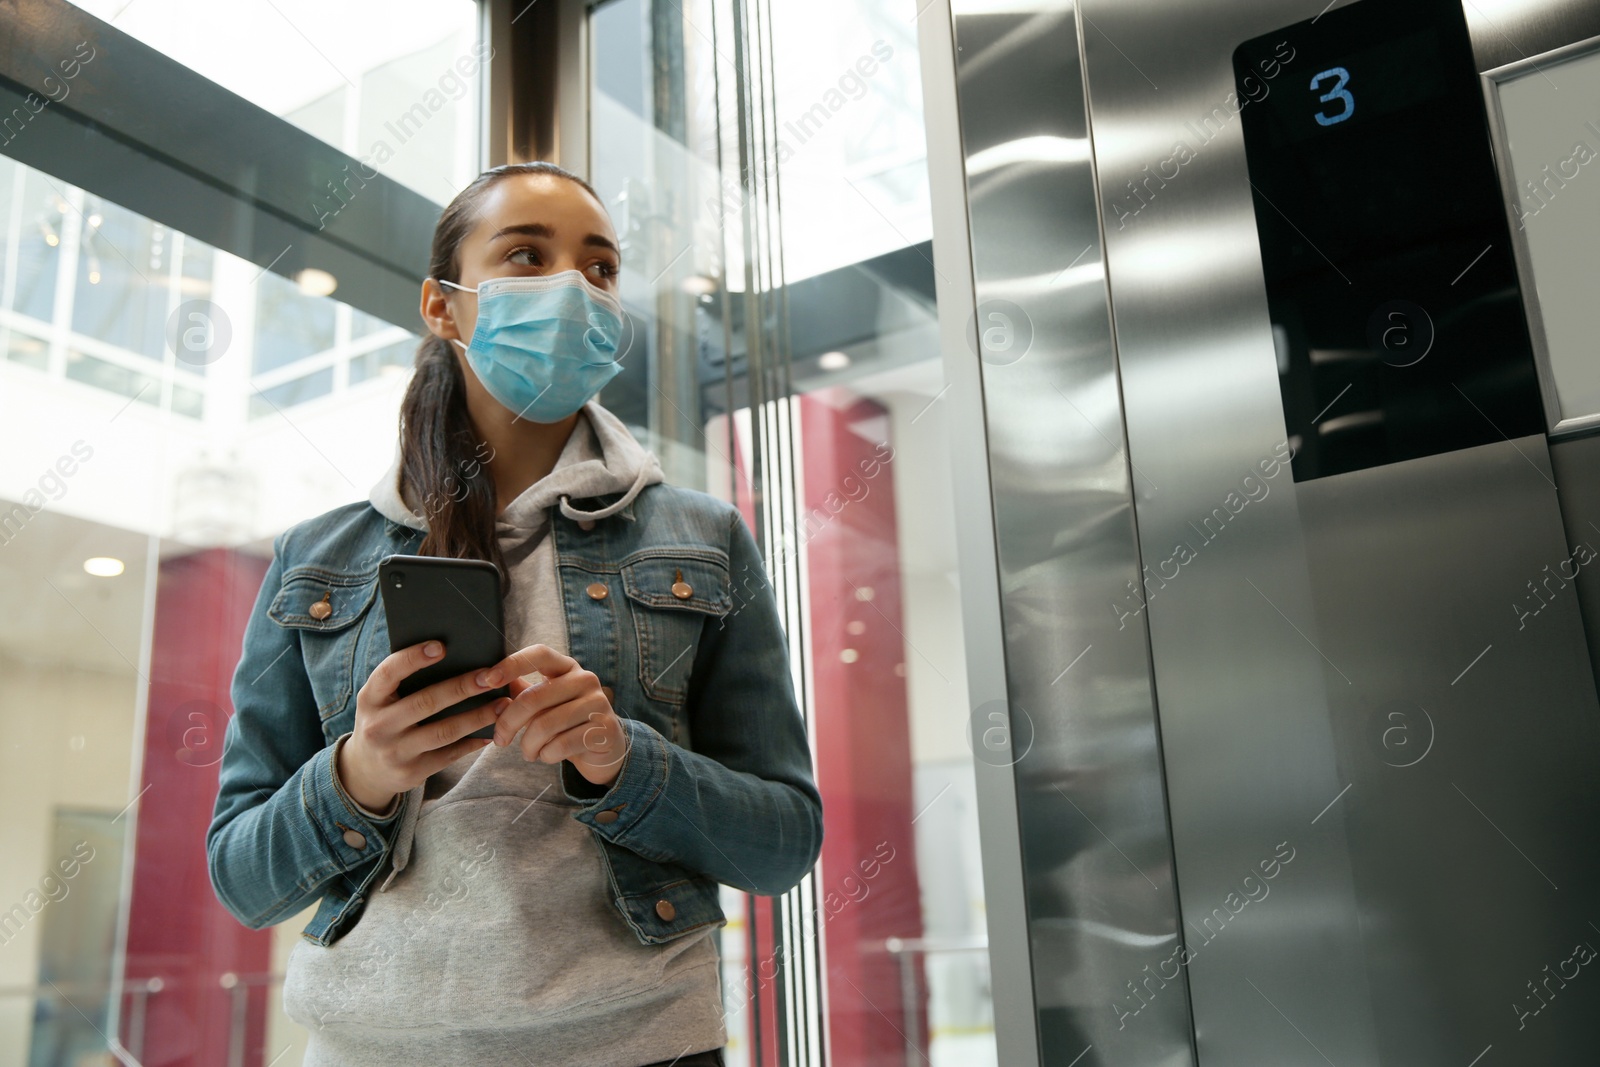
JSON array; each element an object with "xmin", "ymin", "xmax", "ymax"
[{"xmin": 423, "ymin": 173, "xmax": 621, "ymax": 351}]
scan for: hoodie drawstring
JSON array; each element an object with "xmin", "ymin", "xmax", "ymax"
[
  {"xmin": 557, "ymin": 461, "xmax": 653, "ymax": 524},
  {"xmin": 379, "ymin": 786, "xmax": 425, "ymax": 891}
]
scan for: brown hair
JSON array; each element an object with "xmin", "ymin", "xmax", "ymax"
[{"xmin": 399, "ymin": 161, "xmax": 604, "ymax": 576}]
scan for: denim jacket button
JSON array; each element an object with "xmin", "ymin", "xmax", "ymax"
[
  {"xmin": 342, "ymin": 829, "xmax": 367, "ymax": 850},
  {"xmin": 595, "ymin": 809, "xmax": 620, "ymax": 825},
  {"xmin": 655, "ymin": 899, "xmax": 676, "ymax": 922},
  {"xmin": 586, "ymin": 582, "xmax": 609, "ymax": 600}
]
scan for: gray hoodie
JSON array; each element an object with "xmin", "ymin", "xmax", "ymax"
[{"xmin": 280, "ymin": 400, "xmax": 727, "ymax": 1066}]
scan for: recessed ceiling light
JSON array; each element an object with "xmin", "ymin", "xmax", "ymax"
[
  {"xmin": 83, "ymin": 557, "xmax": 124, "ymax": 577},
  {"xmin": 295, "ymin": 268, "xmax": 338, "ymax": 297},
  {"xmin": 818, "ymin": 350, "xmax": 850, "ymax": 370},
  {"xmin": 680, "ymin": 274, "xmax": 718, "ymax": 297}
]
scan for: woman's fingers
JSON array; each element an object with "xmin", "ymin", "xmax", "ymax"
[
  {"xmin": 534, "ymin": 719, "xmax": 628, "ymax": 781},
  {"xmin": 518, "ymin": 699, "xmax": 619, "ymax": 765},
  {"xmin": 396, "ymin": 663, "xmax": 503, "ymax": 728},
  {"xmin": 504, "ymin": 670, "xmax": 546, "ymax": 698},
  {"xmin": 520, "ymin": 709, "xmax": 599, "ymax": 763},
  {"xmin": 475, "ymin": 643, "xmax": 575, "ymax": 690},
  {"xmin": 359, "ymin": 640, "xmax": 445, "ymax": 707},
  {"xmin": 493, "ymin": 670, "xmax": 584, "ymax": 745},
  {"xmin": 399, "ymin": 698, "xmax": 503, "ymax": 761},
  {"xmin": 415, "ymin": 730, "xmax": 497, "ymax": 778}
]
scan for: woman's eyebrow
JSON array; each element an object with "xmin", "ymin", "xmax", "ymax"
[
  {"xmin": 489, "ymin": 222, "xmax": 554, "ymax": 241},
  {"xmin": 489, "ymin": 222, "xmax": 618, "ymax": 258}
]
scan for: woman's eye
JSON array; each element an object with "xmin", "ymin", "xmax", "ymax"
[
  {"xmin": 506, "ymin": 246, "xmax": 541, "ymax": 266},
  {"xmin": 589, "ymin": 262, "xmax": 620, "ymax": 281}
]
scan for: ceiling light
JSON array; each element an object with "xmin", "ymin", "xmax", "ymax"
[
  {"xmin": 84, "ymin": 557, "xmax": 125, "ymax": 577},
  {"xmin": 295, "ymin": 268, "xmax": 338, "ymax": 297},
  {"xmin": 818, "ymin": 350, "xmax": 851, "ymax": 370},
  {"xmin": 680, "ymin": 274, "xmax": 718, "ymax": 297}
]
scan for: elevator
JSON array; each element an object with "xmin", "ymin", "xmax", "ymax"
[{"xmin": 917, "ymin": 0, "xmax": 1600, "ymax": 1062}]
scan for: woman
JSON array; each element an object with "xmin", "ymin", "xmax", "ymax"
[{"xmin": 207, "ymin": 162, "xmax": 823, "ymax": 1066}]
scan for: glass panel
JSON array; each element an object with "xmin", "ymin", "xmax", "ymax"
[
  {"xmin": 63, "ymin": 0, "xmax": 483, "ymax": 198},
  {"xmin": 0, "ymin": 153, "xmax": 431, "ymax": 1064},
  {"xmin": 10, "ymin": 165, "xmax": 64, "ymax": 322},
  {"xmin": 591, "ymin": 2, "xmax": 996, "ymax": 1065},
  {"xmin": 351, "ymin": 306, "xmax": 394, "ymax": 340},
  {"xmin": 252, "ymin": 271, "xmax": 337, "ymax": 375},
  {"xmin": 248, "ymin": 367, "xmax": 335, "ymax": 418},
  {"xmin": 5, "ymin": 329, "xmax": 49, "ymax": 370},
  {"xmin": 768, "ymin": 0, "xmax": 931, "ymax": 281},
  {"xmin": 347, "ymin": 336, "xmax": 418, "ymax": 385},
  {"xmin": 175, "ymin": 231, "xmax": 217, "ymax": 377},
  {"xmin": 69, "ymin": 196, "xmax": 170, "ymax": 359},
  {"xmin": 64, "ymin": 349, "xmax": 162, "ymax": 405}
]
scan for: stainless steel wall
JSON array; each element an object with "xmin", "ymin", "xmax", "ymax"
[
  {"xmin": 922, "ymin": 0, "xmax": 1600, "ymax": 1063},
  {"xmin": 921, "ymin": 1, "xmax": 1196, "ymax": 1064}
]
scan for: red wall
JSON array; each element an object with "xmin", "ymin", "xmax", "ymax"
[
  {"xmin": 799, "ymin": 390, "xmax": 929, "ymax": 1065},
  {"xmin": 123, "ymin": 548, "xmax": 272, "ymax": 1067}
]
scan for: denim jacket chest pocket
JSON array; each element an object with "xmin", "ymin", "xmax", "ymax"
[
  {"xmin": 620, "ymin": 550, "xmax": 732, "ymax": 721},
  {"xmin": 266, "ymin": 565, "xmax": 379, "ymax": 733}
]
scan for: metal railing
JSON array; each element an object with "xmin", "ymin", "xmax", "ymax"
[
  {"xmin": 0, "ymin": 972, "xmax": 286, "ymax": 1067},
  {"xmin": 881, "ymin": 936, "xmax": 990, "ymax": 1067}
]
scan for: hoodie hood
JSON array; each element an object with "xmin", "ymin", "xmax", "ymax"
[{"xmin": 368, "ymin": 398, "xmax": 665, "ymax": 536}]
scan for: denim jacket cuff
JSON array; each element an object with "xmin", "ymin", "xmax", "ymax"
[
  {"xmin": 304, "ymin": 737, "xmax": 395, "ymax": 870},
  {"xmin": 330, "ymin": 733, "xmax": 402, "ymax": 822},
  {"xmin": 562, "ymin": 716, "xmax": 668, "ymax": 839}
]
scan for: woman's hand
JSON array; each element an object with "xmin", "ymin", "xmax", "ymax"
[
  {"xmin": 337, "ymin": 640, "xmax": 503, "ymax": 812},
  {"xmin": 478, "ymin": 645, "xmax": 627, "ymax": 787}
]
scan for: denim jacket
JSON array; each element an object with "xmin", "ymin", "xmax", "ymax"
[{"xmin": 206, "ymin": 481, "xmax": 823, "ymax": 947}]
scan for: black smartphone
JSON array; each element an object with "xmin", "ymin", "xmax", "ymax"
[{"xmin": 377, "ymin": 554, "xmax": 508, "ymax": 741}]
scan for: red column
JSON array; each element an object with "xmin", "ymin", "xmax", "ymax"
[
  {"xmin": 123, "ymin": 547, "xmax": 272, "ymax": 1067},
  {"xmin": 799, "ymin": 389, "xmax": 928, "ymax": 1066}
]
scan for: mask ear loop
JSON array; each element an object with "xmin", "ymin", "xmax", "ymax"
[{"xmin": 433, "ymin": 277, "xmax": 475, "ymax": 351}]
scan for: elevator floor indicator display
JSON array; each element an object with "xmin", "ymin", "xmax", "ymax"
[{"xmin": 1233, "ymin": 0, "xmax": 1546, "ymax": 482}]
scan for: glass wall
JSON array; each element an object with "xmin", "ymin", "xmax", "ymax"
[
  {"xmin": 64, "ymin": 0, "xmax": 482, "ymax": 200},
  {"xmin": 589, "ymin": 0, "xmax": 996, "ymax": 1063},
  {"xmin": 0, "ymin": 146, "xmax": 432, "ymax": 1067},
  {"xmin": 2, "ymin": 0, "xmax": 996, "ymax": 1064},
  {"xmin": 0, "ymin": 3, "xmax": 482, "ymax": 1061}
]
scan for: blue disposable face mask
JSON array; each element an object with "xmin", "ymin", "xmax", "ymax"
[{"xmin": 437, "ymin": 270, "xmax": 624, "ymax": 422}]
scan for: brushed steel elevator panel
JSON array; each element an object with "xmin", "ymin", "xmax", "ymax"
[
  {"xmin": 1073, "ymin": 0, "xmax": 1600, "ymax": 1063},
  {"xmin": 927, "ymin": 0, "xmax": 1600, "ymax": 1058},
  {"xmin": 1294, "ymin": 437, "xmax": 1600, "ymax": 1061},
  {"xmin": 946, "ymin": 2, "xmax": 1196, "ymax": 1063}
]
